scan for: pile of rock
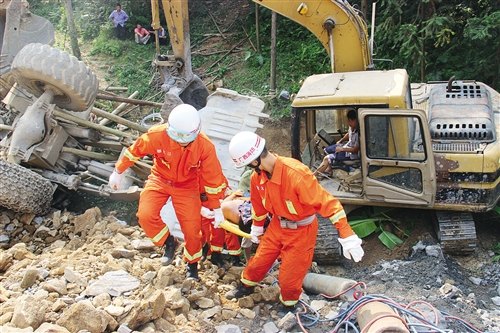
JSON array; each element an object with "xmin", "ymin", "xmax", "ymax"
[{"xmin": 0, "ymin": 207, "xmax": 327, "ymax": 333}]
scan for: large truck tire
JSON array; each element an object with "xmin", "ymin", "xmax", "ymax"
[
  {"xmin": 0, "ymin": 160, "xmax": 54, "ymax": 215},
  {"xmin": 11, "ymin": 43, "xmax": 98, "ymax": 112},
  {"xmin": 313, "ymin": 216, "xmax": 343, "ymax": 265}
]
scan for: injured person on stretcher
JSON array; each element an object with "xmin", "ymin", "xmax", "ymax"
[{"xmin": 161, "ymin": 168, "xmax": 266, "ymax": 267}]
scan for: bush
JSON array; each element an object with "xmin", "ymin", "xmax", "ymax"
[{"xmin": 90, "ymin": 27, "xmax": 123, "ymax": 57}]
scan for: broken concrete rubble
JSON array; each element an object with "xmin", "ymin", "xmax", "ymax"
[{"xmin": 0, "ymin": 207, "xmax": 498, "ymax": 333}]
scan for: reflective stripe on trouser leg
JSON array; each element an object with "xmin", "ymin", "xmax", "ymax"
[
  {"xmin": 278, "ymin": 217, "xmax": 318, "ymax": 305},
  {"xmin": 241, "ymin": 217, "xmax": 282, "ymax": 287},
  {"xmin": 210, "ymin": 225, "xmax": 225, "ymax": 253},
  {"xmin": 172, "ymin": 189, "xmax": 203, "ymax": 263},
  {"xmin": 136, "ymin": 179, "xmax": 171, "ymax": 246},
  {"xmin": 225, "ymin": 232, "xmax": 241, "ymax": 255}
]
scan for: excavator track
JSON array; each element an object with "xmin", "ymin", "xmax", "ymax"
[
  {"xmin": 314, "ymin": 216, "xmax": 343, "ymax": 265},
  {"xmin": 435, "ymin": 211, "xmax": 477, "ymax": 254}
]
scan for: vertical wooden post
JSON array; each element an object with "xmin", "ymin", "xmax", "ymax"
[
  {"xmin": 255, "ymin": 3, "xmax": 261, "ymax": 52},
  {"xmin": 270, "ymin": 11, "xmax": 277, "ymax": 95},
  {"xmin": 65, "ymin": 0, "xmax": 81, "ymax": 60}
]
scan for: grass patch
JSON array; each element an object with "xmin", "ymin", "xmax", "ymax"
[{"xmin": 89, "ymin": 28, "xmax": 158, "ymax": 99}]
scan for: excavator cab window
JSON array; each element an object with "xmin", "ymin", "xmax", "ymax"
[
  {"xmin": 300, "ymin": 108, "xmax": 353, "ymax": 168},
  {"xmin": 315, "ymin": 108, "xmax": 351, "ymax": 142},
  {"xmin": 364, "ymin": 114, "xmax": 427, "ymax": 193}
]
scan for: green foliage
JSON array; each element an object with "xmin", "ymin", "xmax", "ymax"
[
  {"xmin": 378, "ymin": 230, "xmax": 404, "ymax": 250},
  {"xmin": 348, "ymin": 208, "xmax": 409, "ymax": 250},
  {"xmin": 349, "ymin": 218, "xmax": 378, "ymax": 238},
  {"xmin": 30, "ymin": 0, "xmax": 499, "ymax": 119},
  {"xmin": 29, "ymin": 0, "xmax": 64, "ymax": 27},
  {"xmin": 105, "ymin": 42, "xmax": 157, "ymax": 98},
  {"xmin": 90, "ymin": 28, "xmax": 123, "ymax": 57},
  {"xmin": 374, "ymin": 0, "xmax": 499, "ymax": 89},
  {"xmin": 493, "ymin": 242, "xmax": 500, "ymax": 262}
]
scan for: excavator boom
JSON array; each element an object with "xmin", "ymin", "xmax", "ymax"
[
  {"xmin": 151, "ymin": 0, "xmax": 193, "ymax": 82},
  {"xmin": 252, "ymin": 0, "xmax": 373, "ymax": 72}
]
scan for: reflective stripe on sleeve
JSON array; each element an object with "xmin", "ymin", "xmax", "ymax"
[
  {"xmin": 124, "ymin": 150, "xmax": 140, "ymax": 162},
  {"xmin": 329, "ymin": 210, "xmax": 347, "ymax": 224},
  {"xmin": 204, "ymin": 183, "xmax": 227, "ymax": 195},
  {"xmin": 251, "ymin": 207, "xmax": 267, "ymax": 222}
]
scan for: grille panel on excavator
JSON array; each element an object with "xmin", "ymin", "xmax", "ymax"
[{"xmin": 428, "ymin": 82, "xmax": 495, "ymax": 144}]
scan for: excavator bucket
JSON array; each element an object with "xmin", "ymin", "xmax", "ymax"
[{"xmin": 0, "ymin": 0, "xmax": 54, "ymax": 77}]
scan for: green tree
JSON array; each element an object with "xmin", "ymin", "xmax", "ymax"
[{"xmin": 373, "ymin": 0, "xmax": 499, "ymax": 88}]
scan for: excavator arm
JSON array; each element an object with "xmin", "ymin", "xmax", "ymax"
[
  {"xmin": 252, "ymin": 0, "xmax": 373, "ymax": 72},
  {"xmin": 150, "ymin": 0, "xmax": 208, "ymax": 113},
  {"xmin": 151, "ymin": 0, "xmax": 193, "ymax": 84}
]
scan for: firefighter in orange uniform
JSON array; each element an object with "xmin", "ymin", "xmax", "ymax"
[
  {"xmin": 108, "ymin": 104, "xmax": 227, "ymax": 280},
  {"xmin": 225, "ymin": 131, "xmax": 364, "ymax": 310}
]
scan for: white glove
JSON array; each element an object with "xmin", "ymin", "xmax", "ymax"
[
  {"xmin": 338, "ymin": 234, "xmax": 364, "ymax": 262},
  {"xmin": 212, "ymin": 208, "xmax": 224, "ymax": 228},
  {"xmin": 250, "ymin": 225, "xmax": 264, "ymax": 244},
  {"xmin": 109, "ymin": 169, "xmax": 126, "ymax": 190},
  {"xmin": 200, "ymin": 207, "xmax": 214, "ymax": 219}
]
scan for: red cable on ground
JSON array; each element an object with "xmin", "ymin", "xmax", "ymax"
[
  {"xmin": 320, "ymin": 281, "xmax": 367, "ymax": 300},
  {"xmin": 360, "ymin": 313, "xmax": 410, "ymax": 333},
  {"xmin": 295, "ymin": 302, "xmax": 309, "ymax": 333},
  {"xmin": 445, "ymin": 315, "xmax": 483, "ymax": 333},
  {"xmin": 405, "ymin": 300, "xmax": 440, "ymax": 325}
]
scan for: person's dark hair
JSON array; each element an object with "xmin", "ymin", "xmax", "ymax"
[
  {"xmin": 116, "ymin": 3, "xmax": 121, "ymax": 7},
  {"xmin": 260, "ymin": 146, "xmax": 269, "ymax": 158},
  {"xmin": 347, "ymin": 109, "xmax": 357, "ymax": 120}
]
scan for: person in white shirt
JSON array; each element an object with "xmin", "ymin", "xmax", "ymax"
[{"xmin": 313, "ymin": 109, "xmax": 359, "ymax": 177}]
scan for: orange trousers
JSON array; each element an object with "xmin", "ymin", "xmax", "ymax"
[
  {"xmin": 241, "ymin": 216, "xmax": 318, "ymax": 306},
  {"xmin": 137, "ymin": 176, "xmax": 203, "ymax": 264},
  {"xmin": 201, "ymin": 217, "xmax": 241, "ymax": 256}
]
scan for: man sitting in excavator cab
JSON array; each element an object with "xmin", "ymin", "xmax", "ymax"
[{"xmin": 313, "ymin": 109, "xmax": 360, "ymax": 178}]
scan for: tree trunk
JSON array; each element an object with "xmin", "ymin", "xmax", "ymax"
[
  {"xmin": 255, "ymin": 3, "xmax": 260, "ymax": 52},
  {"xmin": 361, "ymin": 0, "xmax": 369, "ymax": 19},
  {"xmin": 65, "ymin": 0, "xmax": 81, "ymax": 60},
  {"xmin": 270, "ymin": 11, "xmax": 277, "ymax": 95}
]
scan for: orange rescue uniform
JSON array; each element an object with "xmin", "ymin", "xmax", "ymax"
[
  {"xmin": 201, "ymin": 217, "xmax": 242, "ymax": 256},
  {"xmin": 241, "ymin": 156, "xmax": 354, "ymax": 305},
  {"xmin": 115, "ymin": 124, "xmax": 226, "ymax": 263}
]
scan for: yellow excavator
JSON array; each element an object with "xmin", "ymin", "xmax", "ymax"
[
  {"xmin": 249, "ymin": 0, "xmax": 499, "ymax": 259},
  {"xmin": 150, "ymin": 0, "xmax": 209, "ymax": 114}
]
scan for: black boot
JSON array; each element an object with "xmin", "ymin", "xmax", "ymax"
[
  {"xmin": 276, "ymin": 302, "xmax": 301, "ymax": 316},
  {"xmin": 160, "ymin": 235, "xmax": 178, "ymax": 266},
  {"xmin": 186, "ymin": 262, "xmax": 199, "ymax": 280},
  {"xmin": 231, "ymin": 255, "xmax": 243, "ymax": 267},
  {"xmin": 225, "ymin": 283, "xmax": 254, "ymax": 300},
  {"xmin": 210, "ymin": 251, "xmax": 224, "ymax": 267},
  {"xmin": 201, "ymin": 243, "xmax": 210, "ymax": 261}
]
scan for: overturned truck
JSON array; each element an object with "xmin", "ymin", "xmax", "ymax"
[{"xmin": 0, "ymin": 0, "xmax": 268, "ymax": 216}]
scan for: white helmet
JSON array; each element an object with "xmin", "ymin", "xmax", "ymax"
[
  {"xmin": 166, "ymin": 104, "xmax": 201, "ymax": 143},
  {"xmin": 229, "ymin": 131, "xmax": 266, "ymax": 168}
]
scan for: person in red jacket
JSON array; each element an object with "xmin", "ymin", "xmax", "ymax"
[
  {"xmin": 225, "ymin": 131, "xmax": 364, "ymax": 310},
  {"xmin": 108, "ymin": 104, "xmax": 227, "ymax": 280}
]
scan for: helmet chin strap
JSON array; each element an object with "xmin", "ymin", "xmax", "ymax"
[{"xmin": 248, "ymin": 156, "xmax": 271, "ymax": 179}]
